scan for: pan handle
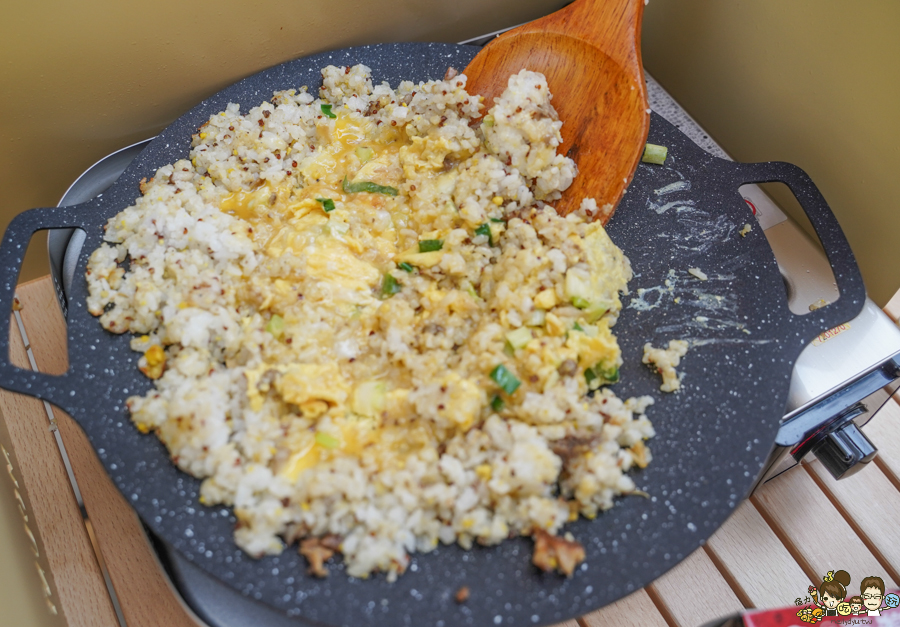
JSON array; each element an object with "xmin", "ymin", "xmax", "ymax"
[
  {"xmin": 0, "ymin": 206, "xmax": 94, "ymax": 406},
  {"xmin": 728, "ymin": 160, "xmax": 866, "ymax": 337}
]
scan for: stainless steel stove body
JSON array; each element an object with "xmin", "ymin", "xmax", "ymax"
[{"xmin": 46, "ymin": 60, "xmax": 900, "ymax": 627}]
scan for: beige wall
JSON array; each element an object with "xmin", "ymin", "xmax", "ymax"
[{"xmin": 642, "ymin": 0, "xmax": 900, "ymax": 306}]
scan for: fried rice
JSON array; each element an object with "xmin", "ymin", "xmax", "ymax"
[{"xmin": 86, "ymin": 64, "xmax": 655, "ymax": 580}]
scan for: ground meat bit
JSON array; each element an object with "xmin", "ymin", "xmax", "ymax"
[
  {"xmin": 455, "ymin": 586, "xmax": 470, "ymax": 603},
  {"xmin": 441, "ymin": 155, "xmax": 459, "ymax": 172},
  {"xmin": 299, "ymin": 534, "xmax": 342, "ymax": 578},
  {"xmin": 549, "ymin": 432, "xmax": 601, "ymax": 463},
  {"xmin": 444, "ymin": 66, "xmax": 459, "ymax": 81},
  {"xmin": 557, "ymin": 359, "xmax": 578, "ymax": 377},
  {"xmin": 531, "ymin": 529, "xmax": 585, "ymax": 577}
]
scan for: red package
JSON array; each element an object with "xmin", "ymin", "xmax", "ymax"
[{"xmin": 742, "ymin": 589, "xmax": 900, "ymax": 627}]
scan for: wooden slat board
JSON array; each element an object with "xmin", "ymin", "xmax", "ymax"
[
  {"xmin": 4, "ymin": 275, "xmax": 900, "ymax": 627},
  {"xmin": 1, "ymin": 284, "xmax": 118, "ymax": 626},
  {"xmin": 752, "ymin": 464, "xmax": 896, "ymax": 588},
  {"xmin": 649, "ymin": 547, "xmax": 745, "ymax": 627},
  {"xmin": 581, "ymin": 589, "xmax": 668, "ymax": 627},
  {"xmin": 705, "ymin": 500, "xmax": 811, "ymax": 609},
  {"xmin": 6, "ymin": 278, "xmax": 200, "ymax": 627}
]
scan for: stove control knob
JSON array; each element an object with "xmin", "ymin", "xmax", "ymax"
[{"xmin": 812, "ymin": 422, "xmax": 877, "ymax": 480}]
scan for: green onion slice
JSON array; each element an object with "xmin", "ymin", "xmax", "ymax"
[
  {"xmin": 571, "ymin": 296, "xmax": 591, "ymax": 310},
  {"xmin": 418, "ymin": 239, "xmax": 443, "ymax": 253},
  {"xmin": 490, "ymin": 364, "xmax": 521, "ymax": 395},
  {"xmin": 474, "ymin": 223, "xmax": 493, "ymax": 247},
  {"xmin": 397, "ymin": 262, "xmax": 415, "ymax": 273},
  {"xmin": 490, "ymin": 395, "xmax": 505, "ymax": 413},
  {"xmin": 505, "ymin": 327, "xmax": 532, "ymax": 350},
  {"xmin": 585, "ymin": 364, "xmax": 619, "ymax": 387},
  {"xmin": 265, "ymin": 314, "xmax": 285, "ymax": 339},
  {"xmin": 602, "ymin": 367, "xmax": 620, "ymax": 384},
  {"xmin": 320, "ymin": 104, "xmax": 337, "ymax": 119},
  {"xmin": 641, "ymin": 143, "xmax": 668, "ymax": 165},
  {"xmin": 381, "ymin": 273, "xmax": 402, "ymax": 297},
  {"xmin": 316, "ymin": 197, "xmax": 336, "ymax": 212},
  {"xmin": 355, "ymin": 146, "xmax": 374, "ymax": 163},
  {"xmin": 342, "ymin": 176, "xmax": 398, "ymax": 196},
  {"xmin": 315, "ymin": 432, "xmax": 340, "ymax": 449},
  {"xmin": 489, "ymin": 217, "xmax": 505, "ymax": 223}
]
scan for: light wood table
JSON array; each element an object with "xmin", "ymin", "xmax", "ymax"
[{"xmin": 3, "ymin": 276, "xmax": 900, "ymax": 627}]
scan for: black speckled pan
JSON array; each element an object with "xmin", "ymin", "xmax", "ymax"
[{"xmin": 0, "ymin": 43, "xmax": 866, "ymax": 627}]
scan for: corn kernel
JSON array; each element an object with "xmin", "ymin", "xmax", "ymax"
[
  {"xmin": 492, "ymin": 196, "xmax": 503, "ymax": 206},
  {"xmin": 475, "ymin": 464, "xmax": 492, "ymax": 481},
  {"xmin": 145, "ymin": 345, "xmax": 165, "ymax": 366},
  {"xmin": 199, "ymin": 132, "xmax": 207, "ymax": 139}
]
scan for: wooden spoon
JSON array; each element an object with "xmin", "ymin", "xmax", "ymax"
[{"xmin": 463, "ymin": 0, "xmax": 649, "ymax": 224}]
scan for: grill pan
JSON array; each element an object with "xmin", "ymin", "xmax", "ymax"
[{"xmin": 0, "ymin": 42, "xmax": 866, "ymax": 626}]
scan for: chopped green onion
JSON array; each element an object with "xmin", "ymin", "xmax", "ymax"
[
  {"xmin": 482, "ymin": 114, "xmax": 495, "ymax": 128},
  {"xmin": 315, "ymin": 432, "xmax": 340, "ymax": 449},
  {"xmin": 571, "ymin": 296, "xmax": 591, "ymax": 310},
  {"xmin": 320, "ymin": 104, "xmax": 337, "ymax": 119},
  {"xmin": 583, "ymin": 302, "xmax": 611, "ymax": 323},
  {"xmin": 526, "ymin": 310, "xmax": 546, "ymax": 327},
  {"xmin": 490, "ymin": 395, "xmax": 505, "ymax": 413},
  {"xmin": 474, "ymin": 223, "xmax": 493, "ymax": 247},
  {"xmin": 641, "ymin": 143, "xmax": 668, "ymax": 165},
  {"xmin": 601, "ymin": 366, "xmax": 620, "ymax": 384},
  {"xmin": 490, "ymin": 364, "xmax": 521, "ymax": 395},
  {"xmin": 573, "ymin": 322, "xmax": 584, "ymax": 332},
  {"xmin": 316, "ymin": 197, "xmax": 335, "ymax": 212},
  {"xmin": 505, "ymin": 327, "xmax": 532, "ymax": 350},
  {"xmin": 585, "ymin": 363, "xmax": 619, "ymax": 387},
  {"xmin": 381, "ymin": 273, "xmax": 402, "ymax": 297},
  {"xmin": 489, "ymin": 217, "xmax": 505, "ymax": 223},
  {"xmin": 265, "ymin": 314, "xmax": 285, "ymax": 339},
  {"xmin": 355, "ymin": 146, "xmax": 374, "ymax": 163},
  {"xmin": 418, "ymin": 239, "xmax": 443, "ymax": 253},
  {"xmin": 342, "ymin": 176, "xmax": 399, "ymax": 196},
  {"xmin": 397, "ymin": 262, "xmax": 415, "ymax": 273}
]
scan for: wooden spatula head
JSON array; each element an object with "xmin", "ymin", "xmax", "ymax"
[{"xmin": 464, "ymin": 0, "xmax": 649, "ymax": 224}]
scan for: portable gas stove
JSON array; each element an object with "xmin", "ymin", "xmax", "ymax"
[{"xmin": 43, "ymin": 35, "xmax": 900, "ymax": 627}]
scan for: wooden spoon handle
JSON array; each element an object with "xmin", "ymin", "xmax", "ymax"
[{"xmin": 512, "ymin": 0, "xmax": 645, "ymax": 72}]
